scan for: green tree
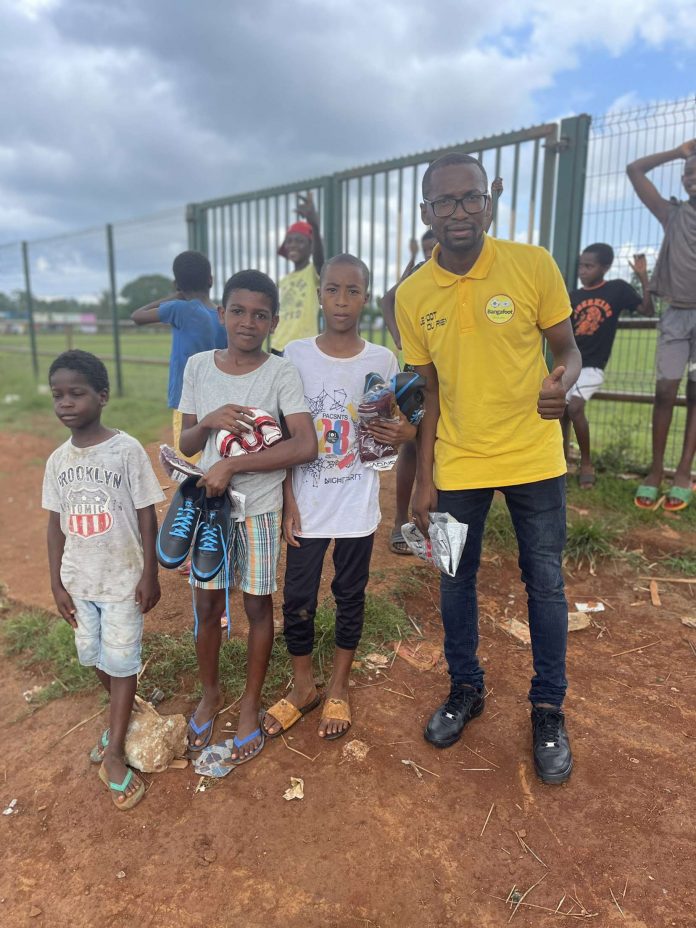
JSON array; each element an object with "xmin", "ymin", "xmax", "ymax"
[{"xmin": 120, "ymin": 274, "xmax": 172, "ymax": 317}]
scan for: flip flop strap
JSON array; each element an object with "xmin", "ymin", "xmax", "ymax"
[
  {"xmin": 233, "ymin": 727, "xmax": 261, "ymax": 748},
  {"xmin": 106, "ymin": 768, "xmax": 133, "ymax": 793},
  {"xmin": 636, "ymin": 484, "xmax": 659, "ymax": 500},
  {"xmin": 188, "ymin": 716, "xmax": 213, "ymax": 736},
  {"xmin": 668, "ymin": 486, "xmax": 692, "ymax": 502}
]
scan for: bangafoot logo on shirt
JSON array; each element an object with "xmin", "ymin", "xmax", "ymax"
[
  {"xmin": 66, "ymin": 487, "xmax": 113, "ymax": 537},
  {"xmin": 485, "ymin": 294, "xmax": 515, "ymax": 324}
]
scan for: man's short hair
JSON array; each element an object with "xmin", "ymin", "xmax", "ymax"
[
  {"xmin": 172, "ymin": 251, "xmax": 212, "ymax": 292},
  {"xmin": 319, "ymin": 253, "xmax": 370, "ymax": 291},
  {"xmin": 221, "ymin": 270, "xmax": 279, "ymax": 315},
  {"xmin": 48, "ymin": 349, "xmax": 109, "ymax": 393},
  {"xmin": 422, "ymin": 229, "xmax": 436, "ymax": 243},
  {"xmin": 422, "ymin": 152, "xmax": 488, "ymax": 199},
  {"xmin": 583, "ymin": 243, "xmax": 614, "ymax": 268}
]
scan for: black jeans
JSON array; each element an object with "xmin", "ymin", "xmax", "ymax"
[
  {"xmin": 439, "ymin": 476, "xmax": 568, "ymax": 707},
  {"xmin": 283, "ymin": 534, "xmax": 375, "ymax": 656}
]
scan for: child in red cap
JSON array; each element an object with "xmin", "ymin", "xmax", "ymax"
[{"xmin": 273, "ymin": 193, "xmax": 325, "ymax": 350}]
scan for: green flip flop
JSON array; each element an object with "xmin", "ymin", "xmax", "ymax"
[
  {"xmin": 98, "ymin": 763, "xmax": 145, "ymax": 811},
  {"xmin": 89, "ymin": 728, "xmax": 110, "ymax": 764},
  {"xmin": 634, "ymin": 484, "xmax": 660, "ymax": 510},
  {"xmin": 664, "ymin": 485, "xmax": 693, "ymax": 512}
]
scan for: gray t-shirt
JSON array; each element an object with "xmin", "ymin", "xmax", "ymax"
[
  {"xmin": 178, "ymin": 351, "xmax": 309, "ymax": 516},
  {"xmin": 42, "ymin": 431, "xmax": 165, "ymax": 602}
]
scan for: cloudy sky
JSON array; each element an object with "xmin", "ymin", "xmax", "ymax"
[{"xmin": 0, "ymin": 0, "xmax": 694, "ymax": 302}]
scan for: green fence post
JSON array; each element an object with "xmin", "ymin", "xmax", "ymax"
[
  {"xmin": 550, "ymin": 114, "xmax": 591, "ymax": 287},
  {"xmin": 21, "ymin": 241, "xmax": 39, "ymax": 379},
  {"xmin": 322, "ymin": 176, "xmax": 343, "ymax": 258},
  {"xmin": 106, "ymin": 224, "xmax": 123, "ymax": 397}
]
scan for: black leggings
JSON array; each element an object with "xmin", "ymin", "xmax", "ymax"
[{"xmin": 283, "ymin": 534, "xmax": 375, "ymax": 656}]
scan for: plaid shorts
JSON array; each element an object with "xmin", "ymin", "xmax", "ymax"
[{"xmin": 190, "ymin": 510, "xmax": 281, "ymax": 595}]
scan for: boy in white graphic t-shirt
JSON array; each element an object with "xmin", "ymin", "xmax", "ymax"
[
  {"xmin": 42, "ymin": 350, "xmax": 164, "ymax": 810},
  {"xmin": 263, "ymin": 254, "xmax": 416, "ymax": 742}
]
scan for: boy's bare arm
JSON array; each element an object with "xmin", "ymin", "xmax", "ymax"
[
  {"xmin": 135, "ymin": 505, "xmax": 161, "ymax": 614},
  {"xmin": 626, "ymin": 141, "xmax": 696, "ymax": 227},
  {"xmin": 628, "ymin": 253, "xmax": 655, "ymax": 317},
  {"xmin": 198, "ymin": 412, "xmax": 318, "ymax": 497},
  {"xmin": 131, "ymin": 291, "xmax": 182, "ymax": 325},
  {"xmin": 47, "ymin": 512, "xmax": 76, "ymax": 626},
  {"xmin": 281, "ymin": 474, "xmax": 302, "ymax": 548},
  {"xmin": 296, "ymin": 193, "xmax": 325, "ymax": 274},
  {"xmin": 378, "ymin": 287, "xmax": 402, "ymax": 349},
  {"xmin": 411, "ymin": 362, "xmax": 440, "ymax": 536}
]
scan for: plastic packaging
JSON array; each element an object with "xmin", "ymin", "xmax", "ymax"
[
  {"xmin": 400, "ymin": 512, "xmax": 468, "ymax": 576},
  {"xmin": 357, "ymin": 373, "xmax": 399, "ymax": 470}
]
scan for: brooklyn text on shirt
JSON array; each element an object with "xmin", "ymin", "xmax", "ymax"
[{"xmin": 57, "ymin": 464, "xmax": 123, "ymax": 489}]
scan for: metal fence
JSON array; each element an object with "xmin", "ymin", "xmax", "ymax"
[
  {"xmin": 3, "ymin": 98, "xmax": 695, "ymax": 471},
  {"xmin": 581, "ymin": 96, "xmax": 696, "ymax": 470}
]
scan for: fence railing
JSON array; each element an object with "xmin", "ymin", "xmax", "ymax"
[
  {"xmin": 580, "ymin": 96, "xmax": 696, "ymax": 469},
  {"xmin": 5, "ymin": 99, "xmax": 696, "ymax": 472}
]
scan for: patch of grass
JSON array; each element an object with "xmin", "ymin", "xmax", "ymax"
[
  {"xmin": 2, "ymin": 593, "xmax": 411, "ymax": 706},
  {"xmin": 389, "ymin": 564, "xmax": 427, "ymax": 604},
  {"xmin": 661, "ymin": 552, "xmax": 696, "ymax": 575},
  {"xmin": 0, "ymin": 348, "xmax": 170, "ymax": 446},
  {"xmin": 564, "ymin": 517, "xmax": 618, "ymax": 571},
  {"xmin": 1, "ymin": 610, "xmax": 96, "ymax": 702},
  {"xmin": 484, "ymin": 500, "xmax": 517, "ymax": 552}
]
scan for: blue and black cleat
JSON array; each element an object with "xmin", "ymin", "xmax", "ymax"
[
  {"xmin": 190, "ymin": 493, "xmax": 233, "ymax": 583},
  {"xmin": 156, "ymin": 477, "xmax": 205, "ymax": 570}
]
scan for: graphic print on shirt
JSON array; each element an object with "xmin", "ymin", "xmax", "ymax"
[
  {"xmin": 573, "ymin": 296, "xmax": 613, "ymax": 337},
  {"xmin": 301, "ymin": 384, "xmax": 359, "ymax": 487},
  {"xmin": 66, "ymin": 487, "xmax": 113, "ymax": 538}
]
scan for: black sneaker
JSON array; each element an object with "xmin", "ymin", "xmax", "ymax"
[
  {"xmin": 190, "ymin": 493, "xmax": 232, "ymax": 582},
  {"xmin": 156, "ymin": 477, "xmax": 204, "ymax": 569},
  {"xmin": 424, "ymin": 684, "xmax": 484, "ymax": 748},
  {"xmin": 531, "ymin": 707, "xmax": 573, "ymax": 784}
]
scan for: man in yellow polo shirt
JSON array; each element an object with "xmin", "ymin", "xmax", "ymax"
[{"xmin": 396, "ymin": 152, "xmax": 581, "ymax": 784}]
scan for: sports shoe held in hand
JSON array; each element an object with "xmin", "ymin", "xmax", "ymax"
[
  {"xmin": 190, "ymin": 493, "xmax": 232, "ymax": 583},
  {"xmin": 156, "ymin": 477, "xmax": 205, "ymax": 569}
]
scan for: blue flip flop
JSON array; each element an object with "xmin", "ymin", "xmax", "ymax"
[
  {"xmin": 228, "ymin": 727, "xmax": 265, "ymax": 767},
  {"xmin": 186, "ymin": 711, "xmax": 219, "ymax": 753}
]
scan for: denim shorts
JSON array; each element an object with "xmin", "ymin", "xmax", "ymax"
[{"xmin": 72, "ymin": 598, "xmax": 144, "ymax": 678}]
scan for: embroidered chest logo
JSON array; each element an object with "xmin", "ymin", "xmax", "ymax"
[
  {"xmin": 485, "ymin": 294, "xmax": 515, "ymax": 324},
  {"xmin": 66, "ymin": 487, "xmax": 113, "ymax": 538},
  {"xmin": 419, "ymin": 311, "xmax": 448, "ymax": 332}
]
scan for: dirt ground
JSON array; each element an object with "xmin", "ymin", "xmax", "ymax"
[{"xmin": 1, "ymin": 430, "xmax": 695, "ymax": 928}]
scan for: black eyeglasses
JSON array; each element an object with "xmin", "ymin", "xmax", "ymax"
[{"xmin": 423, "ymin": 193, "xmax": 489, "ymax": 218}]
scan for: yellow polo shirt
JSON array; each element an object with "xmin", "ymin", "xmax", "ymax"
[
  {"xmin": 395, "ymin": 236, "xmax": 571, "ymax": 490},
  {"xmin": 273, "ymin": 262, "xmax": 320, "ymax": 350}
]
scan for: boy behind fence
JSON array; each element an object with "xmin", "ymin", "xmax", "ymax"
[
  {"xmin": 42, "ymin": 350, "xmax": 164, "ymax": 810},
  {"xmin": 564, "ymin": 244, "xmax": 653, "ymax": 488}
]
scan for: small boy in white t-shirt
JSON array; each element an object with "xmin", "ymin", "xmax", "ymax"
[
  {"xmin": 263, "ymin": 254, "xmax": 416, "ymax": 742},
  {"xmin": 42, "ymin": 350, "xmax": 164, "ymax": 810}
]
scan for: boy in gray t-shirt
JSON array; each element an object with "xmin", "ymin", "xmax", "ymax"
[
  {"xmin": 178, "ymin": 269, "xmax": 316, "ymax": 768},
  {"xmin": 42, "ymin": 350, "xmax": 164, "ymax": 810}
]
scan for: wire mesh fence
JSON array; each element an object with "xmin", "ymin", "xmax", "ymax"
[
  {"xmin": 580, "ymin": 96, "xmax": 696, "ymax": 471},
  {"xmin": 2, "ymin": 98, "xmax": 695, "ymax": 472}
]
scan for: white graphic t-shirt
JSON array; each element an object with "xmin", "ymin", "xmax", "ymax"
[
  {"xmin": 42, "ymin": 431, "xmax": 165, "ymax": 602},
  {"xmin": 283, "ymin": 337, "xmax": 399, "ymax": 538}
]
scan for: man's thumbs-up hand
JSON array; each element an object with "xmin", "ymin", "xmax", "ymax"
[{"xmin": 537, "ymin": 366, "xmax": 567, "ymax": 420}]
